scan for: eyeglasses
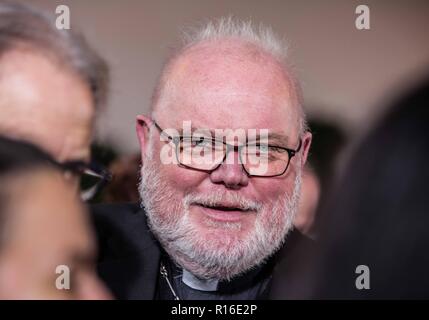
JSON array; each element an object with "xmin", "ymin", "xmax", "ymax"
[
  {"xmin": 152, "ymin": 121, "xmax": 302, "ymax": 177},
  {"xmin": 56, "ymin": 160, "xmax": 112, "ymax": 201}
]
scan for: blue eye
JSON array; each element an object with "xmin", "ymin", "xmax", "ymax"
[
  {"xmin": 259, "ymin": 145, "xmax": 269, "ymax": 152},
  {"xmin": 191, "ymin": 137, "xmax": 211, "ymax": 147}
]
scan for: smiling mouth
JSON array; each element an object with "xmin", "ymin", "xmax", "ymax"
[
  {"xmin": 193, "ymin": 203, "xmax": 253, "ymax": 222},
  {"xmin": 201, "ymin": 204, "xmax": 250, "ymax": 211}
]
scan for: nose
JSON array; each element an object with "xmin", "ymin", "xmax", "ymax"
[{"xmin": 209, "ymin": 147, "xmax": 249, "ymax": 189}]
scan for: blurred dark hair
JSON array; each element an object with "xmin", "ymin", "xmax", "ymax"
[
  {"xmin": 312, "ymin": 75, "xmax": 429, "ymax": 298},
  {"xmin": 306, "ymin": 119, "xmax": 346, "ymax": 189},
  {"xmin": 99, "ymin": 154, "xmax": 140, "ymax": 203},
  {"xmin": 0, "ymin": 0, "xmax": 109, "ymax": 111}
]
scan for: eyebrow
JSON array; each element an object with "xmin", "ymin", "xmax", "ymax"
[
  {"xmin": 176, "ymin": 126, "xmax": 216, "ymax": 137},
  {"xmin": 265, "ymin": 133, "xmax": 289, "ymax": 146},
  {"xmin": 175, "ymin": 125, "xmax": 289, "ymax": 146}
]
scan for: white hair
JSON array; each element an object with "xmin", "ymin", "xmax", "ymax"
[
  {"xmin": 151, "ymin": 16, "xmax": 308, "ymax": 134},
  {"xmin": 182, "ymin": 16, "xmax": 287, "ymax": 62}
]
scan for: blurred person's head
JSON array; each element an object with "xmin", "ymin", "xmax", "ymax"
[
  {"xmin": 0, "ymin": 1, "xmax": 109, "ymax": 164},
  {"xmin": 0, "ymin": 136, "xmax": 111, "ymax": 299},
  {"xmin": 137, "ymin": 18, "xmax": 312, "ymax": 280},
  {"xmin": 311, "ymin": 75, "xmax": 429, "ymax": 298}
]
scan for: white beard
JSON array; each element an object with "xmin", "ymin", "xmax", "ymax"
[{"xmin": 139, "ymin": 151, "xmax": 302, "ymax": 281}]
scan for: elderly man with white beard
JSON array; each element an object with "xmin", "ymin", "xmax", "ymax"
[{"xmin": 93, "ymin": 17, "xmax": 313, "ymax": 300}]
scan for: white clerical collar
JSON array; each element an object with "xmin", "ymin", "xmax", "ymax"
[{"xmin": 182, "ymin": 269, "xmax": 219, "ymax": 291}]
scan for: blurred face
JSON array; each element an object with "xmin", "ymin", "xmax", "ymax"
[
  {"xmin": 137, "ymin": 40, "xmax": 311, "ymax": 280},
  {"xmin": 0, "ymin": 169, "xmax": 111, "ymax": 299},
  {"xmin": 0, "ymin": 48, "xmax": 94, "ymax": 163}
]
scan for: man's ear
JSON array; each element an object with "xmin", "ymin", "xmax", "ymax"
[
  {"xmin": 136, "ymin": 115, "xmax": 153, "ymax": 158},
  {"xmin": 300, "ymin": 131, "xmax": 312, "ymax": 167}
]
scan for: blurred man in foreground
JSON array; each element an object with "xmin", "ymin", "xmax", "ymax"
[
  {"xmin": 0, "ymin": 1, "xmax": 111, "ymax": 300},
  {"xmin": 310, "ymin": 76, "xmax": 429, "ymax": 299},
  {"xmin": 0, "ymin": 136, "xmax": 111, "ymax": 299}
]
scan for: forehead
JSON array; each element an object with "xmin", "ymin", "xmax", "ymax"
[
  {"xmin": 0, "ymin": 49, "xmax": 94, "ymax": 161},
  {"xmin": 156, "ymin": 40, "xmax": 300, "ymax": 138}
]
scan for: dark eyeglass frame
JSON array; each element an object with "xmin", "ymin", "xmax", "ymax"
[
  {"xmin": 54, "ymin": 159, "xmax": 112, "ymax": 201},
  {"xmin": 152, "ymin": 120, "xmax": 302, "ymax": 178}
]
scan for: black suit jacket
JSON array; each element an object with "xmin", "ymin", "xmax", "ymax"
[
  {"xmin": 92, "ymin": 203, "xmax": 315, "ymax": 300},
  {"xmin": 92, "ymin": 203, "xmax": 161, "ymax": 299}
]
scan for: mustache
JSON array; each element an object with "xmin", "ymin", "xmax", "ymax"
[{"xmin": 183, "ymin": 191, "xmax": 263, "ymax": 212}]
